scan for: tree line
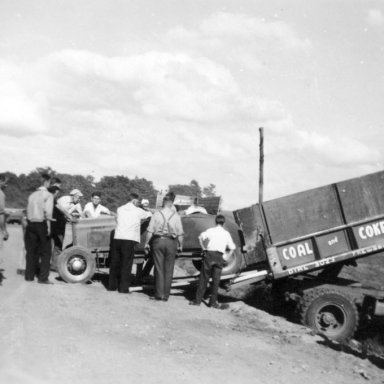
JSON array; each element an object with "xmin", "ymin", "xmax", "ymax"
[{"xmin": 2, "ymin": 168, "xmax": 216, "ymax": 211}]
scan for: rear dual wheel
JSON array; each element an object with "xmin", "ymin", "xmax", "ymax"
[{"xmin": 300, "ymin": 288, "xmax": 359, "ymax": 342}]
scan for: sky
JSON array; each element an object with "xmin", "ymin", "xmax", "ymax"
[{"xmin": 1, "ymin": 0, "xmax": 384, "ymax": 209}]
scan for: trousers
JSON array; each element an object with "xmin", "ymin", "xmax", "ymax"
[
  {"xmin": 195, "ymin": 251, "xmax": 224, "ymax": 305},
  {"xmin": 108, "ymin": 239, "xmax": 136, "ymax": 293},
  {"xmin": 152, "ymin": 237, "xmax": 177, "ymax": 299},
  {"xmin": 25, "ymin": 221, "xmax": 51, "ymax": 281}
]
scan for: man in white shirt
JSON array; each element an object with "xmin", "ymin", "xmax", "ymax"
[
  {"xmin": 83, "ymin": 192, "xmax": 111, "ymax": 218},
  {"xmin": 189, "ymin": 214, "xmax": 236, "ymax": 309},
  {"xmin": 25, "ymin": 173, "xmax": 54, "ymax": 283},
  {"xmin": 108, "ymin": 193, "xmax": 152, "ymax": 294}
]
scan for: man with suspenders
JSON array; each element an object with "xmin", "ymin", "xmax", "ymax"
[{"xmin": 144, "ymin": 193, "xmax": 184, "ymax": 301}]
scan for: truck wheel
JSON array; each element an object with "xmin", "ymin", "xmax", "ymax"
[
  {"xmin": 222, "ymin": 249, "xmax": 243, "ymax": 275},
  {"xmin": 300, "ymin": 288, "xmax": 359, "ymax": 342},
  {"xmin": 192, "ymin": 249, "xmax": 243, "ymax": 276},
  {"xmin": 57, "ymin": 246, "xmax": 96, "ymax": 284}
]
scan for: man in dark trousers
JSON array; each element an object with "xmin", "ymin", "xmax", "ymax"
[
  {"xmin": 0, "ymin": 174, "xmax": 9, "ymax": 283},
  {"xmin": 189, "ymin": 214, "xmax": 236, "ymax": 309},
  {"xmin": 108, "ymin": 193, "xmax": 152, "ymax": 293},
  {"xmin": 144, "ymin": 193, "xmax": 184, "ymax": 301},
  {"xmin": 25, "ymin": 173, "xmax": 54, "ymax": 284}
]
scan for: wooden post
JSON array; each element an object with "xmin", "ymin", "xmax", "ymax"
[{"xmin": 259, "ymin": 127, "xmax": 264, "ymax": 205}]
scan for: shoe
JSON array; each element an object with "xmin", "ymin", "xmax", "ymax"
[
  {"xmin": 189, "ymin": 300, "xmax": 201, "ymax": 306},
  {"xmin": 118, "ymin": 290, "xmax": 132, "ymax": 294},
  {"xmin": 16, "ymin": 269, "xmax": 25, "ymax": 276},
  {"xmin": 25, "ymin": 278, "xmax": 34, "ymax": 282},
  {"xmin": 162, "ymin": 298, "xmax": 168, "ymax": 302},
  {"xmin": 209, "ymin": 303, "xmax": 229, "ymax": 310},
  {"xmin": 38, "ymin": 279, "xmax": 53, "ymax": 285},
  {"xmin": 149, "ymin": 296, "xmax": 163, "ymax": 301}
]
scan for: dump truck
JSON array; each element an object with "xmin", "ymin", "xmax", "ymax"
[
  {"xmin": 234, "ymin": 169, "xmax": 384, "ymax": 342},
  {"xmin": 55, "ymin": 170, "xmax": 384, "ymax": 342}
]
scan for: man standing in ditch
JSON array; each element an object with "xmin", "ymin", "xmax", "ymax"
[
  {"xmin": 108, "ymin": 193, "xmax": 152, "ymax": 294},
  {"xmin": 189, "ymin": 214, "xmax": 236, "ymax": 309},
  {"xmin": 144, "ymin": 193, "xmax": 184, "ymax": 301}
]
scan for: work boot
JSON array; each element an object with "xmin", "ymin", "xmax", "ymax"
[{"xmin": 209, "ymin": 302, "xmax": 229, "ymax": 310}]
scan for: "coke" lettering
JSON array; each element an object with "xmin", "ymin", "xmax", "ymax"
[{"xmin": 358, "ymin": 221, "xmax": 384, "ymax": 240}]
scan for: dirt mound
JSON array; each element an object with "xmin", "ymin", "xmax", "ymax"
[{"xmin": 1, "ymin": 226, "xmax": 383, "ymax": 384}]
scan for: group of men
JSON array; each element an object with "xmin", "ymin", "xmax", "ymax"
[{"xmin": 0, "ymin": 173, "xmax": 236, "ymax": 309}]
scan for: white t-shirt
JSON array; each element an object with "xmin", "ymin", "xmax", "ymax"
[
  {"xmin": 114, "ymin": 202, "xmax": 152, "ymax": 242},
  {"xmin": 83, "ymin": 202, "xmax": 111, "ymax": 218},
  {"xmin": 199, "ymin": 225, "xmax": 236, "ymax": 254}
]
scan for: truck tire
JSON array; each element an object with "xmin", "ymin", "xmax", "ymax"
[
  {"xmin": 57, "ymin": 246, "xmax": 96, "ymax": 284},
  {"xmin": 300, "ymin": 288, "xmax": 359, "ymax": 342},
  {"xmin": 192, "ymin": 249, "xmax": 243, "ymax": 276}
]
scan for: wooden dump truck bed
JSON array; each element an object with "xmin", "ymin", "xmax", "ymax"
[{"xmin": 236, "ymin": 170, "xmax": 384, "ymax": 280}]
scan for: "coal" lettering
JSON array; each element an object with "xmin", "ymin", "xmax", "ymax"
[{"xmin": 282, "ymin": 242, "xmax": 313, "ymax": 260}]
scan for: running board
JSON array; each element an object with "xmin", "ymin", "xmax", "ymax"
[{"xmin": 129, "ymin": 270, "xmax": 268, "ymax": 292}]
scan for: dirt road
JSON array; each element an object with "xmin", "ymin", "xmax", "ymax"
[{"xmin": 0, "ymin": 226, "xmax": 383, "ymax": 384}]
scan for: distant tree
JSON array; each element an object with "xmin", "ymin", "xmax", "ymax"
[
  {"xmin": 168, "ymin": 179, "xmax": 202, "ymax": 198},
  {"xmin": 55, "ymin": 173, "xmax": 94, "ymax": 201},
  {"xmin": 168, "ymin": 180, "xmax": 217, "ymax": 199},
  {"xmin": 202, "ymin": 183, "xmax": 216, "ymax": 197},
  {"xmin": 96, "ymin": 175, "xmax": 157, "ymax": 211}
]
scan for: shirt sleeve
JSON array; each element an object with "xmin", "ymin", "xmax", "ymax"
[
  {"xmin": 44, "ymin": 193, "xmax": 54, "ymax": 221},
  {"xmin": 146, "ymin": 213, "xmax": 157, "ymax": 234},
  {"xmin": 100, "ymin": 205, "xmax": 111, "ymax": 215},
  {"xmin": 199, "ymin": 229, "xmax": 208, "ymax": 241},
  {"xmin": 57, "ymin": 196, "xmax": 69, "ymax": 211},
  {"xmin": 226, "ymin": 232, "xmax": 236, "ymax": 250},
  {"xmin": 69, "ymin": 203, "xmax": 82, "ymax": 215},
  {"xmin": 0, "ymin": 192, "xmax": 5, "ymax": 214},
  {"xmin": 139, "ymin": 208, "xmax": 152, "ymax": 220},
  {"xmin": 174, "ymin": 214, "xmax": 184, "ymax": 236}
]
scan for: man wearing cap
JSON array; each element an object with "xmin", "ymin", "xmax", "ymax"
[
  {"xmin": 51, "ymin": 189, "xmax": 83, "ymax": 251},
  {"xmin": 83, "ymin": 192, "xmax": 111, "ymax": 218},
  {"xmin": 108, "ymin": 193, "xmax": 152, "ymax": 294},
  {"xmin": 144, "ymin": 193, "xmax": 184, "ymax": 301},
  {"xmin": 25, "ymin": 173, "xmax": 54, "ymax": 283}
]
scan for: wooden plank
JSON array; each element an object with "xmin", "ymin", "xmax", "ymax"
[
  {"xmin": 337, "ymin": 170, "xmax": 384, "ymax": 223},
  {"xmin": 234, "ymin": 204, "xmax": 267, "ymax": 264},
  {"xmin": 263, "ymin": 185, "xmax": 344, "ymax": 243}
]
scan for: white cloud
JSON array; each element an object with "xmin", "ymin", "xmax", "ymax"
[
  {"xmin": 366, "ymin": 9, "xmax": 384, "ymax": 27},
  {"xmin": 200, "ymin": 12, "xmax": 311, "ymax": 49},
  {"xmin": 0, "ymin": 11, "xmax": 381, "ymax": 210},
  {"xmin": 0, "ymin": 61, "xmax": 47, "ymax": 135},
  {"xmin": 34, "ymin": 49, "xmax": 286, "ymax": 124}
]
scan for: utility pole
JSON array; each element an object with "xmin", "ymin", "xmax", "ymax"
[{"xmin": 259, "ymin": 127, "xmax": 264, "ymax": 205}]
